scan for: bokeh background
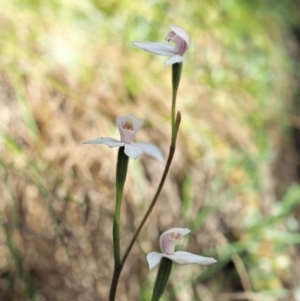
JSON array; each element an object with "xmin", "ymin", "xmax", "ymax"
[{"xmin": 1, "ymin": 0, "xmax": 300, "ymax": 300}]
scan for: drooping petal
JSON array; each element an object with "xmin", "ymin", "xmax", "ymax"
[
  {"xmin": 163, "ymin": 251, "xmax": 217, "ymax": 265},
  {"xmin": 83, "ymin": 137, "xmax": 125, "ymax": 148},
  {"xmin": 132, "ymin": 42, "xmax": 175, "ymax": 56},
  {"xmin": 165, "ymin": 55, "xmax": 184, "ymax": 65},
  {"xmin": 160, "ymin": 228, "xmax": 190, "ymax": 254},
  {"xmin": 147, "ymin": 252, "xmax": 164, "ymax": 270},
  {"xmin": 116, "ymin": 114, "xmax": 143, "ymax": 144},
  {"xmin": 134, "ymin": 142, "xmax": 164, "ymax": 164},
  {"xmin": 124, "ymin": 143, "xmax": 145, "ymax": 159},
  {"xmin": 169, "ymin": 25, "xmax": 191, "ymax": 49}
]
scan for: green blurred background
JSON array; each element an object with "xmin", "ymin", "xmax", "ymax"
[{"xmin": 1, "ymin": 0, "xmax": 300, "ymax": 300}]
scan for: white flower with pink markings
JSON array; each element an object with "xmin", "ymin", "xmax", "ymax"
[
  {"xmin": 147, "ymin": 228, "xmax": 216, "ymax": 270},
  {"xmin": 84, "ymin": 114, "xmax": 164, "ymax": 163},
  {"xmin": 133, "ymin": 25, "xmax": 191, "ymax": 65}
]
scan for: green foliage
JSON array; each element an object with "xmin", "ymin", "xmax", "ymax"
[{"xmin": 1, "ymin": 0, "xmax": 300, "ymax": 300}]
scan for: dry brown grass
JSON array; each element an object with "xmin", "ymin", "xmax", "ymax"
[{"xmin": 1, "ymin": 1, "xmax": 299, "ymax": 300}]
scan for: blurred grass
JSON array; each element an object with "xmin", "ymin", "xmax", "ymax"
[{"xmin": 1, "ymin": 0, "xmax": 300, "ymax": 300}]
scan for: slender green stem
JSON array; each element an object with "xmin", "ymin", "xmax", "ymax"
[
  {"xmin": 151, "ymin": 257, "xmax": 173, "ymax": 301},
  {"xmin": 121, "ymin": 63, "xmax": 183, "ymax": 267},
  {"xmin": 121, "ymin": 113, "xmax": 181, "ymax": 265},
  {"xmin": 109, "ymin": 147, "xmax": 129, "ymax": 301},
  {"xmin": 108, "ymin": 265, "xmax": 122, "ymax": 301},
  {"xmin": 108, "ymin": 63, "xmax": 183, "ymax": 301},
  {"xmin": 108, "ymin": 124, "xmax": 180, "ymax": 301},
  {"xmin": 113, "ymin": 147, "xmax": 129, "ymax": 266},
  {"xmin": 121, "ymin": 142, "xmax": 176, "ymax": 265},
  {"xmin": 171, "ymin": 62, "xmax": 182, "ymax": 147}
]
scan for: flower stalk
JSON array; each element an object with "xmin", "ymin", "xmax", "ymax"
[
  {"xmin": 120, "ymin": 60, "xmax": 183, "ymax": 268},
  {"xmin": 119, "ymin": 60, "xmax": 183, "ymax": 280},
  {"xmin": 113, "ymin": 146, "xmax": 129, "ymax": 266},
  {"xmin": 109, "ymin": 147, "xmax": 129, "ymax": 301},
  {"xmin": 106, "ymin": 25, "xmax": 192, "ymax": 301},
  {"xmin": 109, "ymin": 111, "xmax": 181, "ymax": 301},
  {"xmin": 121, "ymin": 117, "xmax": 180, "ymax": 265},
  {"xmin": 151, "ymin": 257, "xmax": 173, "ymax": 301},
  {"xmin": 171, "ymin": 62, "xmax": 182, "ymax": 147}
]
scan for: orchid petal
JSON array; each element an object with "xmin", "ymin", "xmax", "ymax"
[
  {"xmin": 134, "ymin": 142, "xmax": 164, "ymax": 164},
  {"xmin": 117, "ymin": 114, "xmax": 143, "ymax": 144},
  {"xmin": 162, "ymin": 228, "xmax": 191, "ymax": 236},
  {"xmin": 147, "ymin": 252, "xmax": 164, "ymax": 270},
  {"xmin": 124, "ymin": 144, "xmax": 144, "ymax": 159},
  {"xmin": 83, "ymin": 137, "xmax": 124, "ymax": 148},
  {"xmin": 132, "ymin": 42, "xmax": 175, "ymax": 56},
  {"xmin": 165, "ymin": 55, "xmax": 184, "ymax": 65},
  {"xmin": 160, "ymin": 228, "xmax": 191, "ymax": 254},
  {"xmin": 169, "ymin": 25, "xmax": 191, "ymax": 48},
  {"xmin": 164, "ymin": 251, "xmax": 217, "ymax": 265}
]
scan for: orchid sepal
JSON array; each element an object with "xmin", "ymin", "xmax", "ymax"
[
  {"xmin": 134, "ymin": 142, "xmax": 164, "ymax": 164},
  {"xmin": 147, "ymin": 251, "xmax": 216, "ymax": 271},
  {"xmin": 132, "ymin": 42, "xmax": 174, "ymax": 56},
  {"xmin": 83, "ymin": 137, "xmax": 124, "ymax": 148}
]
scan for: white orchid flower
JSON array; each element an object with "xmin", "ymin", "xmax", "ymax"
[
  {"xmin": 147, "ymin": 228, "xmax": 217, "ymax": 270},
  {"xmin": 133, "ymin": 25, "xmax": 191, "ymax": 65},
  {"xmin": 83, "ymin": 114, "xmax": 164, "ymax": 164}
]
